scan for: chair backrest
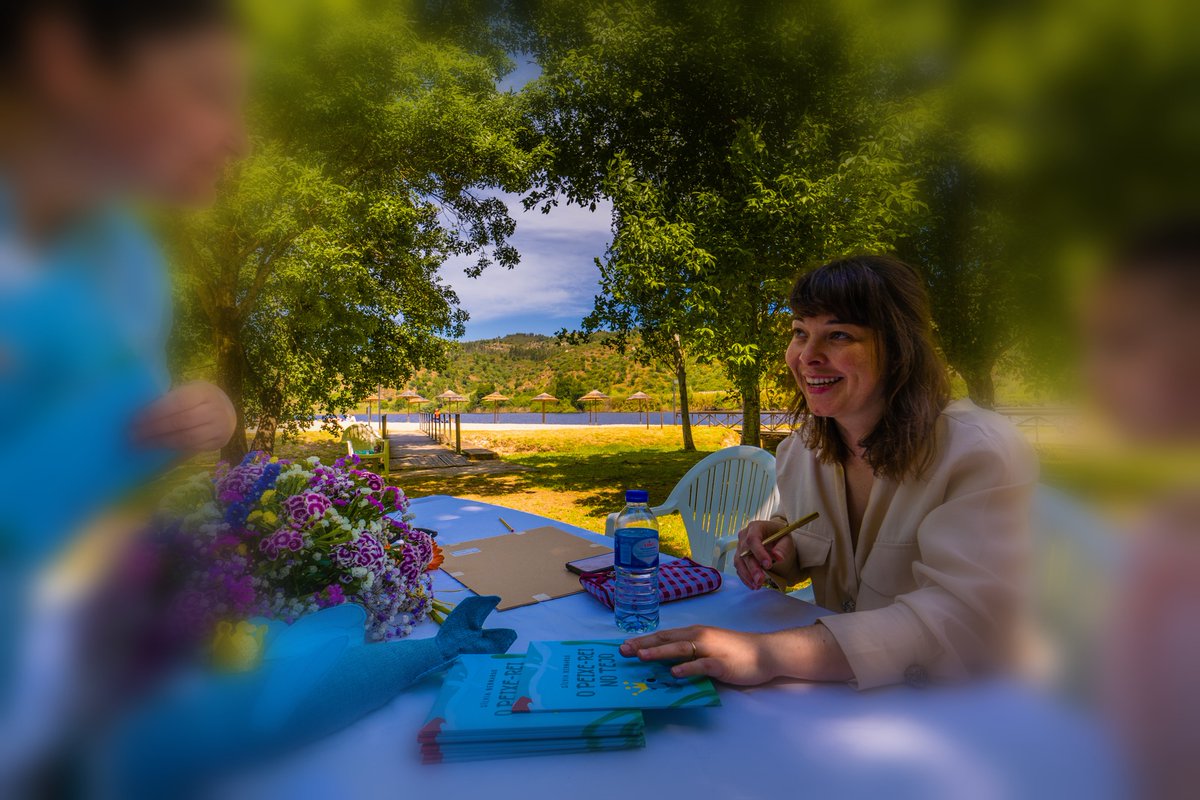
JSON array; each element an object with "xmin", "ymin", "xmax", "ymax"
[
  {"xmin": 1030, "ymin": 485, "xmax": 1121, "ymax": 691},
  {"xmin": 342, "ymin": 422, "xmax": 381, "ymax": 454},
  {"xmin": 662, "ymin": 446, "xmax": 779, "ymax": 570}
]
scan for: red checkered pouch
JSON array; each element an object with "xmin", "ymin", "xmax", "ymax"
[{"xmin": 578, "ymin": 557, "xmax": 723, "ymax": 609}]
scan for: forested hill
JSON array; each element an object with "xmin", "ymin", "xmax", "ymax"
[{"xmin": 400, "ymin": 333, "xmax": 735, "ymax": 411}]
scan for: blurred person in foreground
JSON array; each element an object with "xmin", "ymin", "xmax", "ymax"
[
  {"xmin": 1083, "ymin": 221, "xmax": 1200, "ymax": 800},
  {"xmin": 0, "ymin": 0, "xmax": 245, "ymax": 790},
  {"xmin": 623, "ymin": 256, "xmax": 1035, "ymax": 690}
]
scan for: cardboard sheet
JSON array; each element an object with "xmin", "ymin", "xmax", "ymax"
[{"xmin": 441, "ymin": 526, "xmax": 612, "ymax": 611}]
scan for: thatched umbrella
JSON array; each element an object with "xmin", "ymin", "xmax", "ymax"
[
  {"xmin": 577, "ymin": 389, "xmax": 611, "ymax": 424},
  {"xmin": 627, "ymin": 391, "xmax": 653, "ymax": 428},
  {"xmin": 393, "ymin": 389, "xmax": 416, "ymax": 420},
  {"xmin": 481, "ymin": 391, "xmax": 510, "ymax": 423},
  {"xmin": 530, "ymin": 392, "xmax": 558, "ymax": 424},
  {"xmin": 405, "ymin": 394, "xmax": 428, "ymax": 422},
  {"xmin": 435, "ymin": 389, "xmax": 467, "ymax": 410}
]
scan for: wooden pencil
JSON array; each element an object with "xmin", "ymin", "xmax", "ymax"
[{"xmin": 737, "ymin": 511, "xmax": 820, "ymax": 559}]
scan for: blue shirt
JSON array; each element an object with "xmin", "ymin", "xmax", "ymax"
[{"xmin": 0, "ymin": 184, "xmax": 176, "ymax": 567}]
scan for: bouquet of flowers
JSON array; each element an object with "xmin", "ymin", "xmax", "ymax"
[{"xmin": 155, "ymin": 451, "xmax": 445, "ymax": 645}]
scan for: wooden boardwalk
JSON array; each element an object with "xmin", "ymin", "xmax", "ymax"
[{"xmin": 386, "ymin": 431, "xmax": 471, "ymax": 471}]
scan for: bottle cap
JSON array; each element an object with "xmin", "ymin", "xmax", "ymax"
[{"xmin": 625, "ymin": 489, "xmax": 649, "ymax": 503}]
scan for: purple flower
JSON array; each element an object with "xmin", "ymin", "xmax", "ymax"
[
  {"xmin": 259, "ymin": 527, "xmax": 304, "ymax": 560},
  {"xmin": 351, "ymin": 470, "xmax": 384, "ymax": 491},
  {"xmin": 379, "ymin": 486, "xmax": 407, "ymax": 512},
  {"xmin": 283, "ymin": 491, "xmax": 331, "ymax": 524},
  {"xmin": 216, "ymin": 463, "xmax": 264, "ymax": 504},
  {"xmin": 333, "ymin": 533, "xmax": 387, "ymax": 569},
  {"xmin": 396, "ymin": 543, "xmax": 423, "ymax": 584}
]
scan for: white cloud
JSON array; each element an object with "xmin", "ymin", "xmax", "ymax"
[{"xmin": 440, "ymin": 191, "xmax": 612, "ymax": 334}]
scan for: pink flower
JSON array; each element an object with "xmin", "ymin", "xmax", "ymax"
[
  {"xmin": 351, "ymin": 470, "xmax": 384, "ymax": 491},
  {"xmin": 283, "ymin": 491, "xmax": 331, "ymax": 524}
]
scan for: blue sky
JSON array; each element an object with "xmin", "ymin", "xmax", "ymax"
[
  {"xmin": 437, "ymin": 55, "xmax": 614, "ymax": 341},
  {"xmin": 439, "ymin": 192, "xmax": 613, "ymax": 340}
]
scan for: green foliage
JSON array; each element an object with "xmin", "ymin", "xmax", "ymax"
[
  {"xmin": 401, "ymin": 333, "xmax": 730, "ymax": 411},
  {"xmin": 518, "ymin": 0, "xmax": 910, "ymax": 441},
  {"xmin": 170, "ymin": 0, "xmax": 544, "ymax": 457}
]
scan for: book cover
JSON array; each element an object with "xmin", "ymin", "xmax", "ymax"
[
  {"xmin": 419, "ymin": 654, "xmax": 643, "ymax": 744},
  {"xmin": 513, "ymin": 640, "xmax": 721, "ymax": 711}
]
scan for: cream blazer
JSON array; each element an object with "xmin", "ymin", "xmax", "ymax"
[{"xmin": 768, "ymin": 399, "xmax": 1035, "ymax": 690}]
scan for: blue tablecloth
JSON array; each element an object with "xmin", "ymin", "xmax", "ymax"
[{"xmin": 221, "ymin": 495, "xmax": 1124, "ymax": 800}]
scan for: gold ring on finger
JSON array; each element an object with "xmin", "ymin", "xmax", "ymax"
[{"xmin": 688, "ymin": 640, "xmax": 698, "ymax": 660}]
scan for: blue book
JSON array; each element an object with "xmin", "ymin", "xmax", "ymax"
[
  {"xmin": 513, "ymin": 640, "xmax": 721, "ymax": 711},
  {"xmin": 420, "ymin": 654, "xmax": 644, "ymax": 745},
  {"xmin": 421, "ymin": 734, "xmax": 645, "ymax": 764}
]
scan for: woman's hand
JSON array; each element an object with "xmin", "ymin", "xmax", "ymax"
[
  {"xmin": 621, "ymin": 624, "xmax": 855, "ymax": 686},
  {"xmin": 133, "ymin": 381, "xmax": 237, "ymax": 455},
  {"xmin": 735, "ymin": 518, "xmax": 794, "ymax": 589},
  {"xmin": 619, "ymin": 626, "xmax": 781, "ymax": 685}
]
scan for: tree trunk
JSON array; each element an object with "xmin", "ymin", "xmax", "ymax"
[
  {"xmin": 961, "ymin": 363, "xmax": 997, "ymax": 409},
  {"xmin": 215, "ymin": 307, "xmax": 248, "ymax": 463},
  {"xmin": 250, "ymin": 414, "xmax": 278, "ymax": 453},
  {"xmin": 249, "ymin": 376, "xmax": 285, "ymax": 454},
  {"xmin": 739, "ymin": 372, "xmax": 761, "ymax": 447},
  {"xmin": 672, "ymin": 337, "xmax": 695, "ymax": 452}
]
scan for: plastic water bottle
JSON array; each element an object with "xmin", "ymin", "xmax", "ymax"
[{"xmin": 614, "ymin": 489, "xmax": 659, "ymax": 633}]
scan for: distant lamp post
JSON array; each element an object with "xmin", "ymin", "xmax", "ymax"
[
  {"xmin": 577, "ymin": 389, "xmax": 611, "ymax": 425},
  {"xmin": 627, "ymin": 391, "xmax": 652, "ymax": 429},
  {"xmin": 672, "ymin": 379, "xmax": 679, "ymax": 425},
  {"xmin": 531, "ymin": 392, "xmax": 559, "ymax": 424},
  {"xmin": 481, "ymin": 391, "xmax": 510, "ymax": 423}
]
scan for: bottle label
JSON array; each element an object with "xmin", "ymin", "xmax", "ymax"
[{"xmin": 616, "ymin": 527, "xmax": 659, "ymax": 569}]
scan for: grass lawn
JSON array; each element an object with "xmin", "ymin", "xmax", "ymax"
[
  {"xmin": 268, "ymin": 426, "xmax": 1197, "ymax": 558},
  {"xmin": 275, "ymin": 427, "xmax": 739, "ymax": 558}
]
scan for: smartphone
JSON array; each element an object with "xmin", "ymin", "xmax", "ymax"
[{"xmin": 566, "ymin": 552, "xmax": 615, "ymax": 575}]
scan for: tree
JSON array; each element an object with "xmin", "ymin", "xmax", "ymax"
[
  {"xmin": 171, "ymin": 0, "xmax": 542, "ymax": 460},
  {"xmin": 519, "ymin": 0, "xmax": 910, "ymax": 444},
  {"xmin": 565, "ymin": 163, "xmax": 722, "ymax": 450}
]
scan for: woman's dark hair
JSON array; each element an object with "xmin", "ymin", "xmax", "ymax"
[
  {"xmin": 789, "ymin": 254, "xmax": 950, "ymax": 480},
  {"xmin": 2, "ymin": 0, "xmax": 234, "ymax": 72}
]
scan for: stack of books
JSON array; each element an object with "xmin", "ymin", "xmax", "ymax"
[{"xmin": 419, "ymin": 640, "xmax": 721, "ymax": 763}]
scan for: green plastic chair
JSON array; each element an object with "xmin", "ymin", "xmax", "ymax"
[{"xmin": 341, "ymin": 423, "xmax": 390, "ymax": 474}]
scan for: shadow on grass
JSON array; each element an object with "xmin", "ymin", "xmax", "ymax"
[{"xmin": 397, "ymin": 449, "xmax": 714, "ymax": 521}]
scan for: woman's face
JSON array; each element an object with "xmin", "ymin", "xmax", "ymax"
[
  {"xmin": 31, "ymin": 20, "xmax": 248, "ymax": 205},
  {"xmin": 787, "ymin": 314, "xmax": 887, "ymax": 429}
]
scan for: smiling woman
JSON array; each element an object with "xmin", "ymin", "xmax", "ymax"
[
  {"xmin": 622, "ymin": 255, "xmax": 1036, "ymax": 691},
  {"xmin": 787, "ymin": 255, "xmax": 950, "ymax": 480}
]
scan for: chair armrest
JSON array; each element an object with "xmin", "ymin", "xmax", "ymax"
[
  {"xmin": 607, "ymin": 503, "xmax": 678, "ymax": 538},
  {"xmin": 713, "ymin": 534, "xmax": 740, "ymax": 572}
]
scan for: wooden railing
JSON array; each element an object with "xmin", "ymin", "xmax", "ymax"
[
  {"xmin": 684, "ymin": 410, "xmax": 795, "ymax": 431},
  {"xmin": 685, "ymin": 406, "xmax": 1080, "ymax": 443},
  {"xmin": 419, "ymin": 411, "xmax": 462, "ymax": 453}
]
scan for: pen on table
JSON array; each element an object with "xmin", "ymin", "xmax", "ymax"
[
  {"xmin": 498, "ymin": 516, "xmax": 515, "ymax": 532},
  {"xmin": 738, "ymin": 511, "xmax": 820, "ymax": 559}
]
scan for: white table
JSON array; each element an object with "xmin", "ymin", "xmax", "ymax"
[{"xmin": 223, "ymin": 495, "xmax": 1125, "ymax": 800}]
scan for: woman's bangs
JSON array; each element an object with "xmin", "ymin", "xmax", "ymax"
[{"xmin": 789, "ymin": 262, "xmax": 875, "ymax": 325}]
